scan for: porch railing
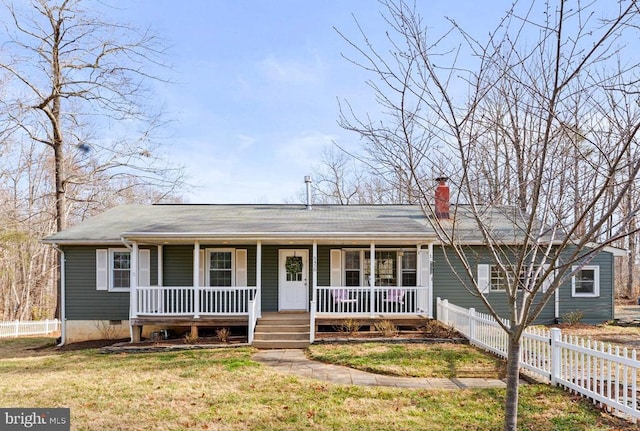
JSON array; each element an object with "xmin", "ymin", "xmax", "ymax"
[
  {"xmin": 313, "ymin": 286, "xmax": 430, "ymax": 315},
  {"xmin": 136, "ymin": 286, "xmax": 257, "ymax": 316}
]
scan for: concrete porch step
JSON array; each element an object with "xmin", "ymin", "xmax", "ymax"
[
  {"xmin": 252, "ymin": 312, "xmax": 311, "ymax": 348},
  {"xmin": 252, "ymin": 340, "xmax": 310, "ymax": 349},
  {"xmin": 253, "ymin": 331, "xmax": 310, "ymax": 341},
  {"xmin": 254, "ymin": 324, "xmax": 310, "ymax": 333}
]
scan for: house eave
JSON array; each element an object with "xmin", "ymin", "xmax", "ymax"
[{"xmin": 120, "ymin": 231, "xmax": 437, "ymax": 244}]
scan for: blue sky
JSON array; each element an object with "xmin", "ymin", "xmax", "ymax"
[{"xmin": 102, "ymin": 1, "xmax": 515, "ymax": 203}]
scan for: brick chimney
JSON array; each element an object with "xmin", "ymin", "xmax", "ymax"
[{"xmin": 435, "ymin": 176, "xmax": 450, "ymax": 219}]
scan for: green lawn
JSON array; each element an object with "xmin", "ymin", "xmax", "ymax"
[
  {"xmin": 0, "ymin": 337, "xmax": 634, "ymax": 430},
  {"xmin": 307, "ymin": 342, "xmax": 507, "ymax": 378}
]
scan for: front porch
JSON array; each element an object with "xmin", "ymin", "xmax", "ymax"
[{"xmin": 129, "ymin": 284, "xmax": 431, "ymax": 344}]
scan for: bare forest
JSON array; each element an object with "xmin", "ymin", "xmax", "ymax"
[{"xmin": 0, "ymin": 0, "xmax": 185, "ymax": 321}]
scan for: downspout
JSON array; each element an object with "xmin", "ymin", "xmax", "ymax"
[
  {"xmin": 554, "ymin": 285, "xmax": 560, "ymax": 324},
  {"xmin": 428, "ymin": 242, "xmax": 434, "ymax": 318},
  {"xmin": 52, "ymin": 244, "xmax": 65, "ymax": 347},
  {"xmin": 120, "ymin": 238, "xmax": 134, "ymax": 340}
]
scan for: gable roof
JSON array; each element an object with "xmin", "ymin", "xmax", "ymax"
[{"xmin": 42, "ymin": 204, "xmax": 440, "ymax": 245}]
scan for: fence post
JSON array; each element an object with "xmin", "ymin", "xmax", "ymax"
[
  {"xmin": 469, "ymin": 308, "xmax": 476, "ymax": 342},
  {"xmin": 550, "ymin": 328, "xmax": 561, "ymax": 385},
  {"xmin": 45, "ymin": 319, "xmax": 50, "ymax": 334},
  {"xmin": 14, "ymin": 320, "xmax": 20, "ymax": 337},
  {"xmin": 441, "ymin": 298, "xmax": 449, "ymax": 324}
]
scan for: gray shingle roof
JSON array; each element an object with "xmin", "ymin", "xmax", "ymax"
[
  {"xmin": 42, "ymin": 203, "xmax": 542, "ymax": 244},
  {"xmin": 43, "ymin": 204, "xmax": 439, "ymax": 243}
]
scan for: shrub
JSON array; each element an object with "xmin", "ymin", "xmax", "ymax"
[
  {"xmin": 93, "ymin": 320, "xmax": 121, "ymax": 340},
  {"xmin": 562, "ymin": 310, "xmax": 585, "ymax": 326},
  {"xmin": 420, "ymin": 320, "xmax": 458, "ymax": 338},
  {"xmin": 183, "ymin": 332, "xmax": 199, "ymax": 344},
  {"xmin": 335, "ymin": 319, "xmax": 361, "ymax": 336},
  {"xmin": 374, "ymin": 320, "xmax": 399, "ymax": 337},
  {"xmin": 216, "ymin": 328, "xmax": 231, "ymax": 343}
]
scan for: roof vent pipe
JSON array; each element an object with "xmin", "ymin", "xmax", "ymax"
[{"xmin": 305, "ymin": 176, "xmax": 313, "ymax": 210}]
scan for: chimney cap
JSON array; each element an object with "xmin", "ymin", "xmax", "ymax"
[
  {"xmin": 435, "ymin": 176, "xmax": 449, "ymax": 183},
  {"xmin": 304, "ymin": 175, "xmax": 312, "ymax": 183}
]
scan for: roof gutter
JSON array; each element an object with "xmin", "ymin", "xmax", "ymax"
[{"xmin": 119, "ymin": 231, "xmax": 437, "ymax": 240}]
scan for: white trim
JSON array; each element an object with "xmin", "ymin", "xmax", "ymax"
[{"xmin": 571, "ymin": 265, "xmax": 600, "ymax": 298}]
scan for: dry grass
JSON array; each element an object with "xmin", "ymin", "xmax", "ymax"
[
  {"xmin": 550, "ymin": 323, "xmax": 640, "ymax": 351},
  {"xmin": 308, "ymin": 342, "xmax": 507, "ymax": 378},
  {"xmin": 0, "ymin": 337, "xmax": 635, "ymax": 430}
]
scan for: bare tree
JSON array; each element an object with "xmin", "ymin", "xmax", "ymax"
[
  {"xmin": 338, "ymin": 1, "xmax": 640, "ymax": 430},
  {"xmin": 0, "ymin": 0, "xmax": 186, "ymax": 317}
]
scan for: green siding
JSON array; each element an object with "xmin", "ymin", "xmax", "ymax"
[
  {"xmin": 163, "ymin": 245, "xmax": 194, "ymax": 286},
  {"xmin": 63, "ymin": 246, "xmax": 127, "ymax": 320},
  {"xmin": 557, "ymin": 251, "xmax": 614, "ymax": 324},
  {"xmin": 432, "ymin": 245, "xmax": 614, "ymax": 324},
  {"xmin": 61, "ymin": 242, "xmax": 614, "ymax": 324}
]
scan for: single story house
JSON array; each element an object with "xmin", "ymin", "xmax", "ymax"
[{"xmin": 42, "ymin": 180, "xmax": 622, "ymax": 347}]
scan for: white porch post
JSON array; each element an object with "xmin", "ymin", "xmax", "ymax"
[
  {"xmin": 130, "ymin": 241, "xmax": 139, "ymax": 319},
  {"xmin": 256, "ymin": 240, "xmax": 262, "ymax": 318},
  {"xmin": 157, "ymin": 245, "xmax": 163, "ymax": 287},
  {"xmin": 428, "ymin": 242, "xmax": 434, "ymax": 318},
  {"xmin": 193, "ymin": 241, "xmax": 200, "ymax": 318},
  {"xmin": 370, "ymin": 242, "xmax": 375, "ymax": 317},
  {"xmin": 312, "ymin": 241, "xmax": 318, "ymax": 303}
]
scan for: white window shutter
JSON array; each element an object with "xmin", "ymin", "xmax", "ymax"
[
  {"xmin": 418, "ymin": 250, "xmax": 430, "ymax": 287},
  {"xmin": 541, "ymin": 264, "xmax": 553, "ymax": 293},
  {"xmin": 236, "ymin": 249, "xmax": 248, "ymax": 287},
  {"xmin": 199, "ymin": 249, "xmax": 205, "ymax": 286},
  {"xmin": 330, "ymin": 250, "xmax": 342, "ymax": 287},
  {"xmin": 138, "ymin": 249, "xmax": 151, "ymax": 287},
  {"xmin": 477, "ymin": 264, "xmax": 490, "ymax": 294},
  {"xmin": 96, "ymin": 249, "xmax": 108, "ymax": 291}
]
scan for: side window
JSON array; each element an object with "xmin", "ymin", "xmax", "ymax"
[
  {"xmin": 110, "ymin": 249, "xmax": 131, "ymax": 291},
  {"xmin": 572, "ymin": 266, "xmax": 599, "ymax": 297}
]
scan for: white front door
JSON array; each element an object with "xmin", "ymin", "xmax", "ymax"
[{"xmin": 278, "ymin": 249, "xmax": 309, "ymax": 311}]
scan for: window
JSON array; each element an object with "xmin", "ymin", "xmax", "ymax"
[
  {"xmin": 401, "ymin": 251, "xmax": 417, "ymax": 287},
  {"xmin": 488, "ymin": 265, "xmax": 536, "ymax": 292},
  {"xmin": 365, "ymin": 251, "xmax": 397, "ymax": 286},
  {"xmin": 110, "ymin": 249, "xmax": 131, "ymax": 291},
  {"xmin": 489, "ymin": 265, "xmax": 510, "ymax": 291},
  {"xmin": 572, "ymin": 266, "xmax": 599, "ymax": 297},
  {"xmin": 209, "ymin": 250, "xmax": 233, "ymax": 287},
  {"xmin": 344, "ymin": 250, "xmax": 360, "ymax": 287}
]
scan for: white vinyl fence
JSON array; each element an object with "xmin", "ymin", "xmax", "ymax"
[
  {"xmin": 437, "ymin": 298, "xmax": 640, "ymax": 422},
  {"xmin": 0, "ymin": 319, "xmax": 60, "ymax": 338}
]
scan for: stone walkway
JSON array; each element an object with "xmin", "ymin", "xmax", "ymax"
[{"xmin": 252, "ymin": 349, "xmax": 508, "ymax": 390}]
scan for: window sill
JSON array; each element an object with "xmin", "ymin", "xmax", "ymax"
[{"xmin": 108, "ymin": 288, "xmax": 130, "ymax": 293}]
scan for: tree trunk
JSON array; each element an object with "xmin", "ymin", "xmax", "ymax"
[{"xmin": 504, "ymin": 334, "xmax": 521, "ymax": 431}]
